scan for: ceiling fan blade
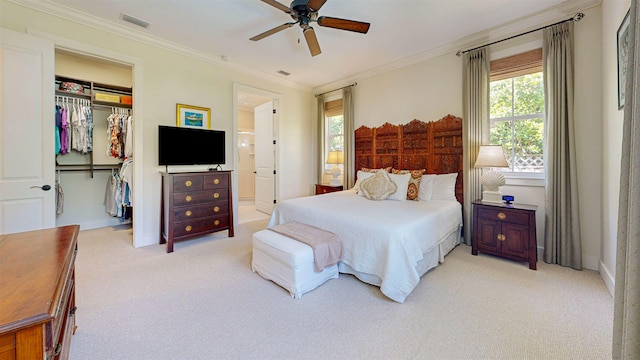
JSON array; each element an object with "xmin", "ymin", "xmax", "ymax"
[
  {"xmin": 303, "ymin": 28, "xmax": 321, "ymax": 57},
  {"xmin": 250, "ymin": 22, "xmax": 295, "ymax": 41},
  {"xmin": 308, "ymin": 0, "xmax": 328, "ymax": 12},
  {"xmin": 317, "ymin": 16, "xmax": 370, "ymax": 34},
  {"xmin": 260, "ymin": 0, "xmax": 291, "ymax": 13}
]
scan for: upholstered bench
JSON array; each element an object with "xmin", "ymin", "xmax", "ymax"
[{"xmin": 252, "ymin": 229, "xmax": 339, "ymax": 299}]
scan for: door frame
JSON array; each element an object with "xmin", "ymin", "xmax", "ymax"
[
  {"xmin": 232, "ymin": 83, "xmax": 281, "ymax": 226},
  {"xmin": 28, "ymin": 29, "xmax": 146, "ymax": 248}
]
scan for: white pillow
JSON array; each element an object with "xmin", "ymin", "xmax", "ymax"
[
  {"xmin": 431, "ymin": 173, "xmax": 458, "ymax": 201},
  {"xmin": 418, "ymin": 174, "xmax": 437, "ymax": 201},
  {"xmin": 387, "ymin": 173, "xmax": 411, "ymax": 201},
  {"xmin": 354, "ymin": 170, "xmax": 376, "ymax": 194}
]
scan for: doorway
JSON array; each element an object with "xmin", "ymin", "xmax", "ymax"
[{"xmin": 233, "ymin": 84, "xmax": 280, "ymax": 224}]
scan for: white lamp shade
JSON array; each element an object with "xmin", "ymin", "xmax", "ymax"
[
  {"xmin": 326, "ymin": 150, "xmax": 344, "ymax": 164},
  {"xmin": 474, "ymin": 145, "xmax": 509, "ymax": 168}
]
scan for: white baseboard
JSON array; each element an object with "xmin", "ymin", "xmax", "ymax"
[{"xmin": 599, "ymin": 260, "xmax": 615, "ymax": 296}]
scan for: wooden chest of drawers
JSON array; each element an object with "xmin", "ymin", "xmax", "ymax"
[
  {"xmin": 472, "ymin": 200, "xmax": 537, "ymax": 270},
  {"xmin": 0, "ymin": 225, "xmax": 79, "ymax": 360},
  {"xmin": 160, "ymin": 171, "xmax": 234, "ymax": 253}
]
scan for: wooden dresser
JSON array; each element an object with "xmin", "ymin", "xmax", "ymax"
[
  {"xmin": 0, "ymin": 225, "xmax": 79, "ymax": 360},
  {"xmin": 160, "ymin": 171, "xmax": 234, "ymax": 253},
  {"xmin": 472, "ymin": 200, "xmax": 537, "ymax": 270}
]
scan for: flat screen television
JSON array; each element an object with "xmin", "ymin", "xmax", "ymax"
[{"xmin": 158, "ymin": 125, "xmax": 225, "ymax": 166}]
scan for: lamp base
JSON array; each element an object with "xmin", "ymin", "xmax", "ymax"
[
  {"xmin": 481, "ymin": 190, "xmax": 503, "ymax": 204},
  {"xmin": 329, "ymin": 178, "xmax": 342, "ymax": 186}
]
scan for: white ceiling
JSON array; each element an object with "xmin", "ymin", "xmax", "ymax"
[{"xmin": 26, "ymin": 0, "xmax": 596, "ymax": 91}]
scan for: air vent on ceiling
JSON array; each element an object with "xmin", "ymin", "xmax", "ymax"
[
  {"xmin": 277, "ymin": 70, "xmax": 290, "ymax": 76},
  {"xmin": 121, "ymin": 13, "xmax": 150, "ymax": 29}
]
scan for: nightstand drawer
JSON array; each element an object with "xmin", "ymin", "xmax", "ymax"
[{"xmin": 477, "ymin": 206, "xmax": 530, "ymax": 226}]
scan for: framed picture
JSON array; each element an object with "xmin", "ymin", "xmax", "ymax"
[
  {"xmin": 176, "ymin": 103, "xmax": 211, "ymax": 129},
  {"xmin": 617, "ymin": 9, "xmax": 630, "ymax": 110}
]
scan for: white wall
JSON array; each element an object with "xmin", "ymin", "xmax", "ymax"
[
  {"xmin": 600, "ymin": 0, "xmax": 630, "ymax": 294},
  {"xmin": 1, "ymin": 1, "xmax": 313, "ymax": 247},
  {"xmin": 238, "ymin": 109, "xmax": 255, "ymax": 200},
  {"xmin": 335, "ymin": 6, "xmax": 604, "ymax": 271}
]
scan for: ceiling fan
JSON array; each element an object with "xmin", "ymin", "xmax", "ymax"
[{"xmin": 250, "ymin": 0, "xmax": 370, "ymax": 57}]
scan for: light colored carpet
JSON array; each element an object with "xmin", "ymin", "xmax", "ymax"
[{"xmin": 70, "ymin": 221, "xmax": 613, "ymax": 360}]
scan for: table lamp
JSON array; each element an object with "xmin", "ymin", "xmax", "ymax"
[
  {"xmin": 474, "ymin": 145, "xmax": 509, "ymax": 203},
  {"xmin": 326, "ymin": 150, "xmax": 344, "ymax": 186}
]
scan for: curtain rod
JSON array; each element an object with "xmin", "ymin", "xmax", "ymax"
[
  {"xmin": 456, "ymin": 12, "xmax": 585, "ymax": 56},
  {"xmin": 315, "ymin": 82, "xmax": 357, "ymax": 97}
]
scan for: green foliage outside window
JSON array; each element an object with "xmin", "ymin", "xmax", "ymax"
[
  {"xmin": 490, "ymin": 72, "xmax": 544, "ymax": 172},
  {"xmin": 327, "ymin": 115, "xmax": 344, "ymax": 151}
]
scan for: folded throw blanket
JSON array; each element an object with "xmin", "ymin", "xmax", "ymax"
[{"xmin": 269, "ymin": 222, "xmax": 342, "ymax": 272}]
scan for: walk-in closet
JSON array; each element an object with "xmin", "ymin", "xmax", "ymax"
[{"xmin": 54, "ymin": 50, "xmax": 134, "ymax": 232}]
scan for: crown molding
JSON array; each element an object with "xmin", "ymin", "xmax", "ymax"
[{"xmin": 7, "ymin": 0, "xmax": 312, "ymax": 92}]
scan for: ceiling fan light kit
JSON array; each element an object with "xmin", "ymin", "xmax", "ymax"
[{"xmin": 251, "ymin": 0, "xmax": 370, "ymax": 56}]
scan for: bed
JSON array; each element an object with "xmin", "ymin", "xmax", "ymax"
[{"xmin": 269, "ymin": 115, "xmax": 464, "ymax": 303}]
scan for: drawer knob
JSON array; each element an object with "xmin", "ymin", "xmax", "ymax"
[
  {"xmin": 185, "ymin": 210, "xmax": 192, "ymax": 217},
  {"xmin": 185, "ymin": 180, "xmax": 192, "ymax": 187},
  {"xmin": 185, "ymin": 195, "xmax": 192, "ymax": 202},
  {"xmin": 497, "ymin": 212, "xmax": 506, "ymax": 220},
  {"xmin": 497, "ymin": 234, "xmax": 506, "ymax": 241},
  {"xmin": 214, "ymin": 178, "xmax": 220, "ymax": 185},
  {"xmin": 213, "ymin": 192, "xmax": 220, "ymax": 199},
  {"xmin": 214, "ymin": 220, "xmax": 220, "ymax": 226},
  {"xmin": 214, "ymin": 206, "xmax": 220, "ymax": 212},
  {"xmin": 185, "ymin": 225, "xmax": 192, "ymax": 232}
]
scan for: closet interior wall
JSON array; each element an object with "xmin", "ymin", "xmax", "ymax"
[{"xmin": 54, "ymin": 50, "xmax": 133, "ymax": 230}]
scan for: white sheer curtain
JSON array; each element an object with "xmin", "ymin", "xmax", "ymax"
[
  {"xmin": 462, "ymin": 47, "xmax": 490, "ymax": 245},
  {"xmin": 613, "ymin": 0, "xmax": 640, "ymax": 357},
  {"xmin": 343, "ymin": 86, "xmax": 355, "ymax": 189},
  {"xmin": 542, "ymin": 21, "xmax": 582, "ymax": 269},
  {"xmin": 316, "ymin": 94, "xmax": 326, "ymax": 184}
]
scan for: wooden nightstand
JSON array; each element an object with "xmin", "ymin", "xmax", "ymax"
[
  {"xmin": 472, "ymin": 200, "xmax": 538, "ymax": 270},
  {"xmin": 315, "ymin": 184, "xmax": 343, "ymax": 195}
]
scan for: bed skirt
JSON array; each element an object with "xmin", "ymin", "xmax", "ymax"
[{"xmin": 337, "ymin": 227, "xmax": 461, "ymax": 296}]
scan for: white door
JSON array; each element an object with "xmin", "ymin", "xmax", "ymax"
[
  {"xmin": 254, "ymin": 100, "xmax": 276, "ymax": 214},
  {"xmin": 0, "ymin": 29, "xmax": 56, "ymax": 234}
]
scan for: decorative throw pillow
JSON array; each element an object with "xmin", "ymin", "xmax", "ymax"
[
  {"xmin": 418, "ymin": 174, "xmax": 437, "ymax": 201},
  {"xmin": 360, "ymin": 167, "xmax": 391, "ymax": 173},
  {"xmin": 359, "ymin": 170, "xmax": 397, "ymax": 201},
  {"xmin": 353, "ymin": 170, "xmax": 376, "ymax": 193},
  {"xmin": 431, "ymin": 172, "xmax": 458, "ymax": 201},
  {"xmin": 392, "ymin": 169, "xmax": 425, "ymax": 200}
]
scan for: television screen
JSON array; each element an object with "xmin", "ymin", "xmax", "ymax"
[{"xmin": 158, "ymin": 126, "xmax": 225, "ymax": 166}]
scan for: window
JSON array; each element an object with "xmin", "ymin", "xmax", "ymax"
[
  {"xmin": 324, "ymin": 98, "xmax": 344, "ymax": 170},
  {"xmin": 489, "ymin": 48, "xmax": 544, "ymax": 174}
]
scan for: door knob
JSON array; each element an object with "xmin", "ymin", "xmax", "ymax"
[{"xmin": 31, "ymin": 185, "xmax": 52, "ymax": 191}]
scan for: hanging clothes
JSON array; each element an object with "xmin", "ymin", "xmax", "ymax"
[
  {"xmin": 106, "ymin": 108, "xmax": 132, "ymax": 160},
  {"xmin": 55, "ymin": 170, "xmax": 64, "ymax": 216},
  {"xmin": 55, "ymin": 96, "xmax": 91, "ymax": 155}
]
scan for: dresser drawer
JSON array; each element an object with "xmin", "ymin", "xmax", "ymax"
[
  {"xmin": 172, "ymin": 201, "xmax": 229, "ymax": 222},
  {"xmin": 173, "ymin": 188, "xmax": 229, "ymax": 206},
  {"xmin": 0, "ymin": 332, "xmax": 15, "ymax": 359},
  {"xmin": 477, "ymin": 206, "xmax": 530, "ymax": 226},
  {"xmin": 172, "ymin": 175, "xmax": 204, "ymax": 192},
  {"xmin": 203, "ymin": 174, "xmax": 229, "ymax": 189},
  {"xmin": 172, "ymin": 216, "xmax": 230, "ymax": 238}
]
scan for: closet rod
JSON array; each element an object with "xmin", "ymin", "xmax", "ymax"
[{"xmin": 456, "ymin": 12, "xmax": 585, "ymax": 56}]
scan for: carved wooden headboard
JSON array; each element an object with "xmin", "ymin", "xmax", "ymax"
[{"xmin": 354, "ymin": 114, "xmax": 463, "ymax": 205}]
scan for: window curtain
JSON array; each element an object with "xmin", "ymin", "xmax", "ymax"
[
  {"xmin": 316, "ymin": 94, "xmax": 326, "ymax": 184},
  {"xmin": 462, "ymin": 47, "xmax": 490, "ymax": 245},
  {"xmin": 542, "ymin": 21, "xmax": 582, "ymax": 269},
  {"xmin": 613, "ymin": 0, "xmax": 640, "ymax": 358},
  {"xmin": 343, "ymin": 85, "xmax": 355, "ymax": 189}
]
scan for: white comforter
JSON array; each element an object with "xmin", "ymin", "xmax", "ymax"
[{"xmin": 268, "ymin": 190, "xmax": 462, "ymax": 303}]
